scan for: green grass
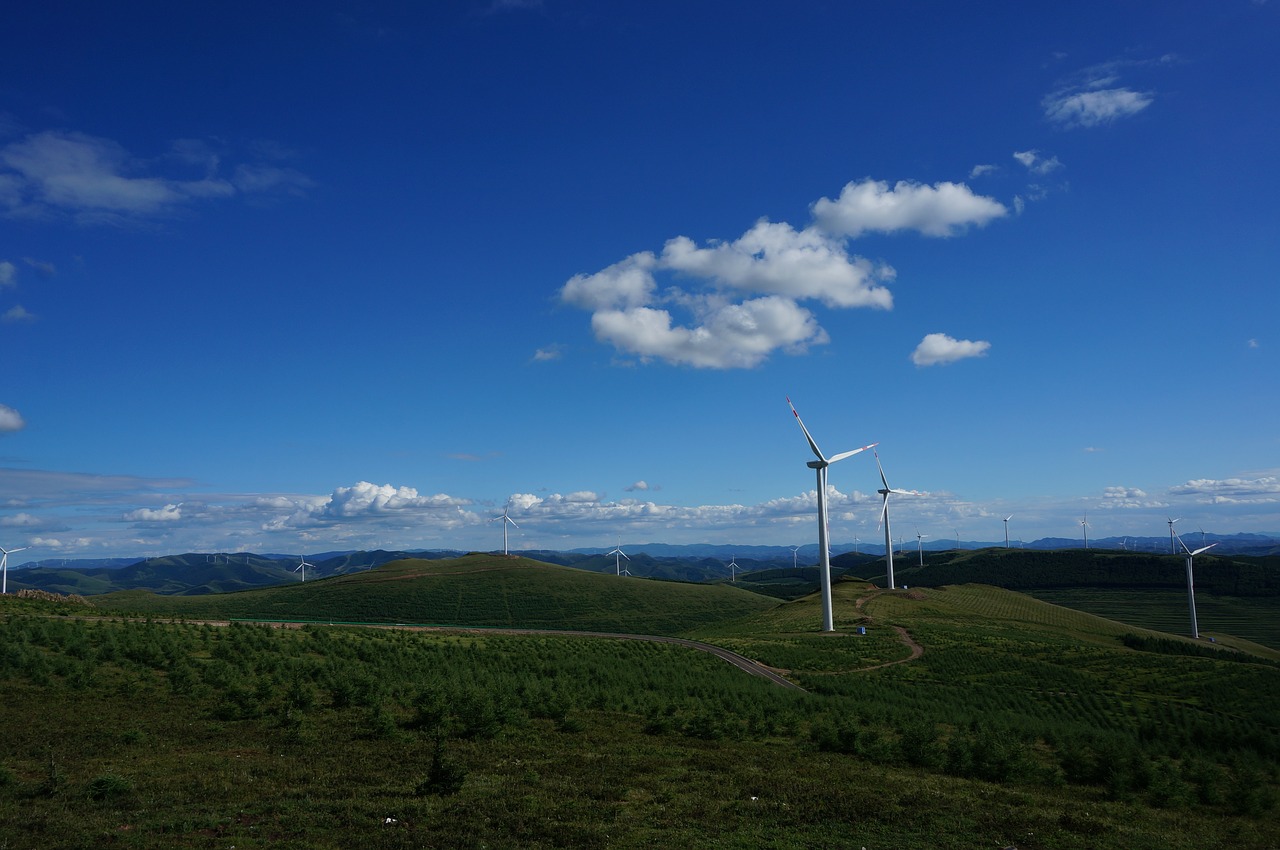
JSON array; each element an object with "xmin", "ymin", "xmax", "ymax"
[
  {"xmin": 2, "ymin": 573, "xmax": 1278, "ymax": 849},
  {"xmin": 1025, "ymin": 588, "xmax": 1280, "ymax": 653},
  {"xmin": 94, "ymin": 554, "xmax": 777, "ymax": 636}
]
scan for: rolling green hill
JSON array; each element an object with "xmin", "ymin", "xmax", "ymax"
[{"xmin": 95, "ymin": 553, "xmax": 778, "ymax": 635}]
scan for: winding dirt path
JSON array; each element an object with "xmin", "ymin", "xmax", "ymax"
[{"xmin": 851, "ymin": 586, "xmax": 925, "ymax": 671}]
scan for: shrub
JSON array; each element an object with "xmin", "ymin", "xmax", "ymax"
[{"xmin": 85, "ymin": 773, "xmax": 133, "ymax": 800}]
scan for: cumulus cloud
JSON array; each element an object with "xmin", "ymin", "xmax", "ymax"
[
  {"xmin": 0, "ymin": 260, "xmax": 14, "ymax": 287},
  {"xmin": 562, "ymin": 177, "xmax": 1004, "ymax": 369},
  {"xmin": 812, "ymin": 179, "xmax": 1008, "ymax": 238},
  {"xmin": 969, "ymin": 164, "xmax": 998, "ymax": 179},
  {"xmin": 124, "ymin": 504, "xmax": 184, "ymax": 522},
  {"xmin": 0, "ymin": 404, "xmax": 25, "ymax": 433},
  {"xmin": 2, "ymin": 306, "xmax": 34, "ymax": 323},
  {"xmin": 1167, "ymin": 476, "xmax": 1280, "ymax": 505},
  {"xmin": 533, "ymin": 344, "xmax": 563, "ymax": 362},
  {"xmin": 910, "ymin": 333, "xmax": 991, "ymax": 367},
  {"xmin": 0, "ymin": 130, "xmax": 312, "ymax": 222},
  {"xmin": 1099, "ymin": 486, "xmax": 1163, "ymax": 509},
  {"xmin": 624, "ymin": 481, "xmax": 650, "ymax": 492}
]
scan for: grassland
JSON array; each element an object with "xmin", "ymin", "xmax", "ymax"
[
  {"xmin": 94, "ymin": 554, "xmax": 778, "ymax": 635},
  {"xmin": 1, "ymin": 566, "xmax": 1277, "ymax": 849}
]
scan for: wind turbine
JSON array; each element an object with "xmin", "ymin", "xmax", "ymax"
[
  {"xmin": 875, "ymin": 450, "xmax": 917, "ymax": 591},
  {"xmin": 2, "ymin": 545, "xmax": 30, "ymax": 594},
  {"xmin": 788, "ymin": 397, "xmax": 877, "ymax": 632},
  {"xmin": 915, "ymin": 527, "xmax": 928, "ymax": 567},
  {"xmin": 851, "ymin": 533, "xmax": 860, "ymax": 555},
  {"xmin": 954, "ymin": 528, "xmax": 961, "ymax": 550},
  {"xmin": 727, "ymin": 555, "xmax": 740, "ymax": 582},
  {"xmin": 789, "ymin": 546, "xmax": 800, "ymax": 570},
  {"xmin": 491, "ymin": 502, "xmax": 519, "ymax": 555},
  {"xmin": 1003, "ymin": 515, "xmax": 1013, "ymax": 549},
  {"xmin": 1167, "ymin": 517, "xmax": 1180, "ymax": 554},
  {"xmin": 606, "ymin": 542, "xmax": 629, "ymax": 576},
  {"xmin": 1174, "ymin": 530, "xmax": 1217, "ymax": 639},
  {"xmin": 1080, "ymin": 513, "xmax": 1089, "ymax": 549},
  {"xmin": 294, "ymin": 554, "xmax": 315, "ymax": 581}
]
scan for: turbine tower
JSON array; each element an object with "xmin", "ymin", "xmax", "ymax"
[
  {"xmin": 491, "ymin": 502, "xmax": 519, "ymax": 555},
  {"xmin": 1080, "ymin": 513, "xmax": 1089, "ymax": 549},
  {"xmin": 606, "ymin": 542, "xmax": 629, "ymax": 576},
  {"xmin": 1003, "ymin": 515, "xmax": 1013, "ymax": 549},
  {"xmin": 915, "ymin": 527, "xmax": 928, "ymax": 567},
  {"xmin": 1174, "ymin": 530, "xmax": 1217, "ymax": 639},
  {"xmin": 295, "ymin": 554, "xmax": 315, "ymax": 582},
  {"xmin": 1, "ymin": 545, "xmax": 30, "ymax": 594},
  {"xmin": 727, "ymin": 555, "xmax": 740, "ymax": 582},
  {"xmin": 789, "ymin": 546, "xmax": 800, "ymax": 569},
  {"xmin": 875, "ymin": 450, "xmax": 917, "ymax": 591},
  {"xmin": 787, "ymin": 397, "xmax": 876, "ymax": 632},
  {"xmin": 1167, "ymin": 517, "xmax": 1180, "ymax": 554}
]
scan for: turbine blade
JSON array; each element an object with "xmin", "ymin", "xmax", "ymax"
[
  {"xmin": 874, "ymin": 450, "xmax": 889, "ymax": 490},
  {"xmin": 1191, "ymin": 543, "xmax": 1217, "ymax": 557},
  {"xmin": 828, "ymin": 442, "xmax": 879, "ymax": 464},
  {"xmin": 786, "ymin": 397, "xmax": 826, "ymax": 462},
  {"xmin": 876, "ymin": 492, "xmax": 889, "ymax": 529}
]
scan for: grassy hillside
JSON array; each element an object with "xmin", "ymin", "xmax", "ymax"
[
  {"xmin": 94, "ymin": 554, "xmax": 778, "ymax": 636},
  {"xmin": 3, "ymin": 576, "xmax": 1277, "ymax": 849}
]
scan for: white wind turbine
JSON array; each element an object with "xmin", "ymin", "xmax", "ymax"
[
  {"xmin": 954, "ymin": 528, "xmax": 961, "ymax": 549},
  {"xmin": 1167, "ymin": 517, "xmax": 1180, "ymax": 554},
  {"xmin": 491, "ymin": 502, "xmax": 519, "ymax": 555},
  {"xmin": 727, "ymin": 555, "xmax": 740, "ymax": 582},
  {"xmin": 789, "ymin": 546, "xmax": 800, "ymax": 570},
  {"xmin": 1174, "ymin": 529, "xmax": 1217, "ymax": 639},
  {"xmin": 1003, "ymin": 515, "xmax": 1013, "ymax": 549},
  {"xmin": 788, "ymin": 397, "xmax": 877, "ymax": 632},
  {"xmin": 606, "ymin": 542, "xmax": 629, "ymax": 576},
  {"xmin": 852, "ymin": 533, "xmax": 860, "ymax": 555},
  {"xmin": 2, "ymin": 545, "xmax": 31, "ymax": 594},
  {"xmin": 1080, "ymin": 513, "xmax": 1090, "ymax": 549},
  {"xmin": 915, "ymin": 527, "xmax": 928, "ymax": 567},
  {"xmin": 294, "ymin": 554, "xmax": 315, "ymax": 581},
  {"xmin": 874, "ymin": 450, "xmax": 917, "ymax": 591}
]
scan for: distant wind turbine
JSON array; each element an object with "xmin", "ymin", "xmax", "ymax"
[
  {"xmin": 875, "ymin": 450, "xmax": 917, "ymax": 590},
  {"xmin": 491, "ymin": 502, "xmax": 519, "ymax": 555},
  {"xmin": 954, "ymin": 528, "xmax": 961, "ymax": 549},
  {"xmin": 1003, "ymin": 515, "xmax": 1013, "ymax": 549},
  {"xmin": 1167, "ymin": 517, "xmax": 1180, "ymax": 554},
  {"xmin": 1080, "ymin": 513, "xmax": 1089, "ymax": 549},
  {"xmin": 295, "ymin": 554, "xmax": 315, "ymax": 582},
  {"xmin": 789, "ymin": 546, "xmax": 800, "ymax": 570},
  {"xmin": 1, "ymin": 545, "xmax": 30, "ymax": 594},
  {"xmin": 788, "ymin": 397, "xmax": 877, "ymax": 632},
  {"xmin": 851, "ymin": 533, "xmax": 860, "ymax": 555},
  {"xmin": 727, "ymin": 555, "xmax": 740, "ymax": 582},
  {"xmin": 1174, "ymin": 530, "xmax": 1217, "ymax": 639},
  {"xmin": 915, "ymin": 527, "xmax": 928, "ymax": 567},
  {"xmin": 606, "ymin": 542, "xmax": 629, "ymax": 576}
]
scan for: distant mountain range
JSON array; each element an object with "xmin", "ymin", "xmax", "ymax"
[{"xmin": 7, "ymin": 533, "xmax": 1278, "ymax": 598}]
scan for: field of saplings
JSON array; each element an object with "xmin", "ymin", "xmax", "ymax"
[{"xmin": 1, "ymin": 567, "xmax": 1277, "ymax": 849}]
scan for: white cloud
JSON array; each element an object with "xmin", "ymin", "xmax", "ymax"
[
  {"xmin": 969, "ymin": 164, "xmax": 998, "ymax": 179},
  {"xmin": 0, "ymin": 260, "xmax": 14, "ymax": 286},
  {"xmin": 1248, "ymin": 338, "xmax": 1259, "ymax": 349},
  {"xmin": 1043, "ymin": 88, "xmax": 1152, "ymax": 128},
  {"xmin": 1167, "ymin": 477, "xmax": 1280, "ymax": 505},
  {"xmin": 533, "ymin": 344, "xmax": 563, "ymax": 362},
  {"xmin": 2, "ymin": 305, "xmax": 35, "ymax": 323},
  {"xmin": 0, "ymin": 512, "xmax": 39, "ymax": 527},
  {"xmin": 0, "ymin": 404, "xmax": 25, "ymax": 433},
  {"xmin": 660, "ymin": 221, "xmax": 894, "ymax": 309},
  {"xmin": 1099, "ymin": 486, "xmax": 1162, "ymax": 509},
  {"xmin": 812, "ymin": 178, "xmax": 1008, "ymax": 238},
  {"xmin": 124, "ymin": 504, "xmax": 184, "ymax": 523},
  {"xmin": 1012, "ymin": 150, "xmax": 1063, "ymax": 175},
  {"xmin": 590, "ymin": 295, "xmax": 828, "ymax": 369},
  {"xmin": 624, "ymin": 481, "xmax": 650, "ymax": 492},
  {"xmin": 910, "ymin": 333, "xmax": 991, "ymax": 367},
  {"xmin": 561, "ymin": 176, "xmax": 1007, "ymax": 369}
]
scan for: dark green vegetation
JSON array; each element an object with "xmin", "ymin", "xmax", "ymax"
[
  {"xmin": 1, "ymin": 556, "xmax": 1277, "ymax": 849},
  {"xmin": 92, "ymin": 555, "xmax": 778, "ymax": 635}
]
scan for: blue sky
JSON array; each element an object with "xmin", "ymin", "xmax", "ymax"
[{"xmin": 1, "ymin": 0, "xmax": 1277, "ymax": 560}]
